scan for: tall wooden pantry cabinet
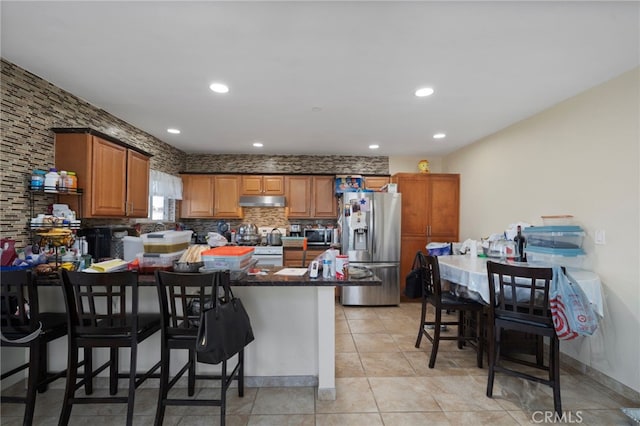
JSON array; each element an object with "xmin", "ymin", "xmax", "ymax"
[{"xmin": 391, "ymin": 173, "xmax": 460, "ymax": 299}]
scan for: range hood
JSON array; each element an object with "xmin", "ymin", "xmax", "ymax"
[{"xmin": 238, "ymin": 195, "xmax": 286, "ymax": 207}]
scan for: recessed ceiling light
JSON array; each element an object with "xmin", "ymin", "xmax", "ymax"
[
  {"xmin": 167, "ymin": 128, "xmax": 180, "ymax": 134},
  {"xmin": 415, "ymin": 87, "xmax": 434, "ymax": 97},
  {"xmin": 209, "ymin": 82, "xmax": 229, "ymax": 93},
  {"xmin": 433, "ymin": 133, "xmax": 446, "ymax": 139},
  {"xmin": 369, "ymin": 144, "xmax": 380, "ymax": 150},
  {"xmin": 253, "ymin": 142, "xmax": 264, "ymax": 148}
]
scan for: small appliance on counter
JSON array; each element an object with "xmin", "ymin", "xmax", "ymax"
[
  {"xmin": 78, "ymin": 226, "xmax": 135, "ymax": 261},
  {"xmin": 290, "ymin": 224, "xmax": 302, "ymax": 237}
]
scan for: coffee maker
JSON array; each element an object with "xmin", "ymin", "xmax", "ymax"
[{"xmin": 290, "ymin": 224, "xmax": 301, "ymax": 237}]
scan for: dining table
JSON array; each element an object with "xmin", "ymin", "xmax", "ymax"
[{"xmin": 436, "ymin": 254, "xmax": 604, "ymax": 317}]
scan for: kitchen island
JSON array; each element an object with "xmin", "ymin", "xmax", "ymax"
[{"xmin": 35, "ymin": 267, "xmax": 380, "ymax": 400}]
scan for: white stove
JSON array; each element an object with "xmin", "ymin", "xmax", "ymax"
[{"xmin": 252, "ymin": 244, "xmax": 284, "ymax": 267}]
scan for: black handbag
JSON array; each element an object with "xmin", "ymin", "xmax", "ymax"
[
  {"xmin": 195, "ymin": 271, "xmax": 255, "ymax": 364},
  {"xmin": 404, "ymin": 251, "xmax": 426, "ymax": 298}
]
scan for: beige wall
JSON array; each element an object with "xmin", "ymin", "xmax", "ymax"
[{"xmin": 444, "ymin": 68, "xmax": 640, "ymax": 394}]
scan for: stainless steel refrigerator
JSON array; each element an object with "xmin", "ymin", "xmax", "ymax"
[{"xmin": 340, "ymin": 192, "xmax": 401, "ymax": 306}]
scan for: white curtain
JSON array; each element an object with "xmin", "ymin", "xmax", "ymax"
[{"xmin": 149, "ymin": 170, "xmax": 183, "ymax": 200}]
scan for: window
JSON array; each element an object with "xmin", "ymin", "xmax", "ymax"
[{"xmin": 148, "ymin": 170, "xmax": 182, "ymax": 221}]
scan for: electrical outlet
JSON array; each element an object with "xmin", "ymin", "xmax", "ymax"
[{"xmin": 595, "ymin": 230, "xmax": 606, "ymax": 245}]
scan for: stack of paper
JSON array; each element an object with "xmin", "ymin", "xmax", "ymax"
[{"xmin": 84, "ymin": 259, "xmax": 129, "ymax": 273}]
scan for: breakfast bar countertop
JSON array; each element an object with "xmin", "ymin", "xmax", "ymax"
[{"xmin": 136, "ymin": 266, "xmax": 381, "ymax": 287}]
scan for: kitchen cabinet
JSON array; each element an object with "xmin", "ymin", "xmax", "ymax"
[
  {"xmin": 54, "ymin": 129, "xmax": 150, "ymax": 218},
  {"xmin": 285, "ymin": 175, "xmax": 337, "ymax": 219},
  {"xmin": 284, "ymin": 247, "xmax": 325, "ymax": 268},
  {"xmin": 180, "ymin": 174, "xmax": 243, "ymax": 219},
  {"xmin": 391, "ymin": 173, "xmax": 459, "ymax": 298},
  {"xmin": 180, "ymin": 174, "xmax": 215, "ymax": 218},
  {"xmin": 214, "ymin": 175, "xmax": 243, "ymax": 218},
  {"xmin": 241, "ymin": 175, "xmax": 284, "ymax": 195},
  {"xmin": 363, "ymin": 176, "xmax": 390, "ymax": 191}
]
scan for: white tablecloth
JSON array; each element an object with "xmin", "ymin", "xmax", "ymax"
[{"xmin": 437, "ymin": 255, "xmax": 604, "ymax": 317}]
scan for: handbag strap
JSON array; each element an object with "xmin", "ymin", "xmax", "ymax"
[
  {"xmin": 411, "ymin": 251, "xmax": 425, "ymax": 270},
  {"xmin": 211, "ymin": 271, "xmax": 233, "ymax": 308}
]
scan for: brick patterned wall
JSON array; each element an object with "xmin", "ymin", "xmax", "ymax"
[
  {"xmin": 1, "ymin": 59, "xmax": 390, "ymax": 247},
  {"xmin": 1, "ymin": 59, "xmax": 186, "ymax": 245},
  {"xmin": 184, "ymin": 154, "xmax": 388, "ymax": 175}
]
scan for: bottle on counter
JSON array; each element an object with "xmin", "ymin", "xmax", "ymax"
[{"xmin": 514, "ymin": 225, "xmax": 527, "ymax": 262}]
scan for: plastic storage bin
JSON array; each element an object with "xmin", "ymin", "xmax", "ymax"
[
  {"xmin": 426, "ymin": 242, "xmax": 451, "ymax": 256},
  {"xmin": 522, "ymin": 226, "xmax": 585, "ymax": 249},
  {"xmin": 524, "ymin": 246, "xmax": 586, "ymax": 268},
  {"xmin": 541, "ymin": 215, "xmax": 574, "ymax": 226},
  {"xmin": 137, "ymin": 250, "xmax": 185, "ymax": 273},
  {"xmin": 201, "ymin": 246, "xmax": 255, "ymax": 270},
  {"xmin": 141, "ymin": 230, "xmax": 193, "ymax": 253}
]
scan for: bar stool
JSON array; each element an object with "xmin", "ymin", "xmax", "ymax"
[
  {"xmin": 1, "ymin": 269, "xmax": 67, "ymax": 426},
  {"xmin": 59, "ymin": 270, "xmax": 161, "ymax": 426},
  {"xmin": 415, "ymin": 254, "xmax": 485, "ymax": 368},
  {"xmin": 154, "ymin": 270, "xmax": 246, "ymax": 426}
]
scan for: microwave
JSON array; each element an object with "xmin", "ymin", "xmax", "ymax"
[{"xmin": 303, "ymin": 228, "xmax": 335, "ymax": 246}]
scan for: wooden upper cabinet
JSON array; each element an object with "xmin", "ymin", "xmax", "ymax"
[
  {"xmin": 241, "ymin": 175, "xmax": 284, "ymax": 195},
  {"xmin": 126, "ymin": 150, "xmax": 150, "ymax": 217},
  {"xmin": 54, "ymin": 130, "xmax": 150, "ymax": 218},
  {"xmin": 180, "ymin": 174, "xmax": 215, "ymax": 218},
  {"xmin": 180, "ymin": 174, "xmax": 243, "ymax": 219},
  {"xmin": 285, "ymin": 175, "xmax": 336, "ymax": 219},
  {"xmin": 214, "ymin": 175, "xmax": 243, "ymax": 218},
  {"xmin": 285, "ymin": 176, "xmax": 312, "ymax": 218},
  {"xmin": 311, "ymin": 175, "xmax": 337, "ymax": 218},
  {"xmin": 363, "ymin": 176, "xmax": 390, "ymax": 191}
]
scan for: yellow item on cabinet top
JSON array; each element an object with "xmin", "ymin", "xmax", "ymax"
[{"xmin": 418, "ymin": 159, "xmax": 430, "ymax": 173}]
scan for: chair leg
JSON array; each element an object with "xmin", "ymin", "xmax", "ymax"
[
  {"xmin": 457, "ymin": 310, "xmax": 465, "ymax": 349},
  {"xmin": 60, "ymin": 342, "xmax": 79, "ymax": 425},
  {"xmin": 24, "ymin": 342, "xmax": 40, "ymax": 426},
  {"xmin": 220, "ymin": 359, "xmax": 227, "ymax": 426},
  {"xmin": 238, "ymin": 349, "xmax": 244, "ymax": 397},
  {"xmin": 551, "ymin": 336, "xmax": 562, "ymax": 416},
  {"xmin": 486, "ymin": 324, "xmax": 499, "ymax": 398},
  {"xmin": 126, "ymin": 343, "xmax": 137, "ymax": 426},
  {"xmin": 428, "ymin": 308, "xmax": 442, "ymax": 368},
  {"xmin": 37, "ymin": 340, "xmax": 48, "ymax": 393},
  {"xmin": 84, "ymin": 347, "xmax": 93, "ymax": 395},
  {"xmin": 110, "ymin": 347, "xmax": 119, "ymax": 395},
  {"xmin": 188, "ymin": 348, "xmax": 196, "ymax": 396},
  {"xmin": 155, "ymin": 342, "xmax": 170, "ymax": 426},
  {"xmin": 415, "ymin": 297, "xmax": 427, "ymax": 348}
]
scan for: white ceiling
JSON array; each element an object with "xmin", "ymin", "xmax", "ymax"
[{"xmin": 2, "ymin": 1, "xmax": 638, "ymax": 157}]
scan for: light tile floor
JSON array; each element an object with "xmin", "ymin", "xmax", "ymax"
[{"xmin": 2, "ymin": 302, "xmax": 638, "ymax": 425}]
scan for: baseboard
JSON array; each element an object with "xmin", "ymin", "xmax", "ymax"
[{"xmin": 559, "ymin": 351, "xmax": 640, "ymax": 403}]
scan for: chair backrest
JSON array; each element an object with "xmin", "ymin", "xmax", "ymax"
[
  {"xmin": 486, "ymin": 261, "xmax": 554, "ymax": 327},
  {"xmin": 1, "ymin": 270, "xmax": 40, "ymax": 338},
  {"xmin": 422, "ymin": 254, "xmax": 444, "ymax": 298},
  {"xmin": 155, "ymin": 271, "xmax": 218, "ymax": 338},
  {"xmin": 61, "ymin": 270, "xmax": 139, "ymax": 337}
]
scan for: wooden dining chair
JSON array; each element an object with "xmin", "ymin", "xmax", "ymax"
[
  {"xmin": 59, "ymin": 270, "xmax": 162, "ymax": 426},
  {"xmin": 485, "ymin": 261, "xmax": 561, "ymax": 415},
  {"xmin": 415, "ymin": 253, "xmax": 485, "ymax": 368},
  {"xmin": 154, "ymin": 270, "xmax": 246, "ymax": 426},
  {"xmin": 1, "ymin": 269, "xmax": 68, "ymax": 426}
]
